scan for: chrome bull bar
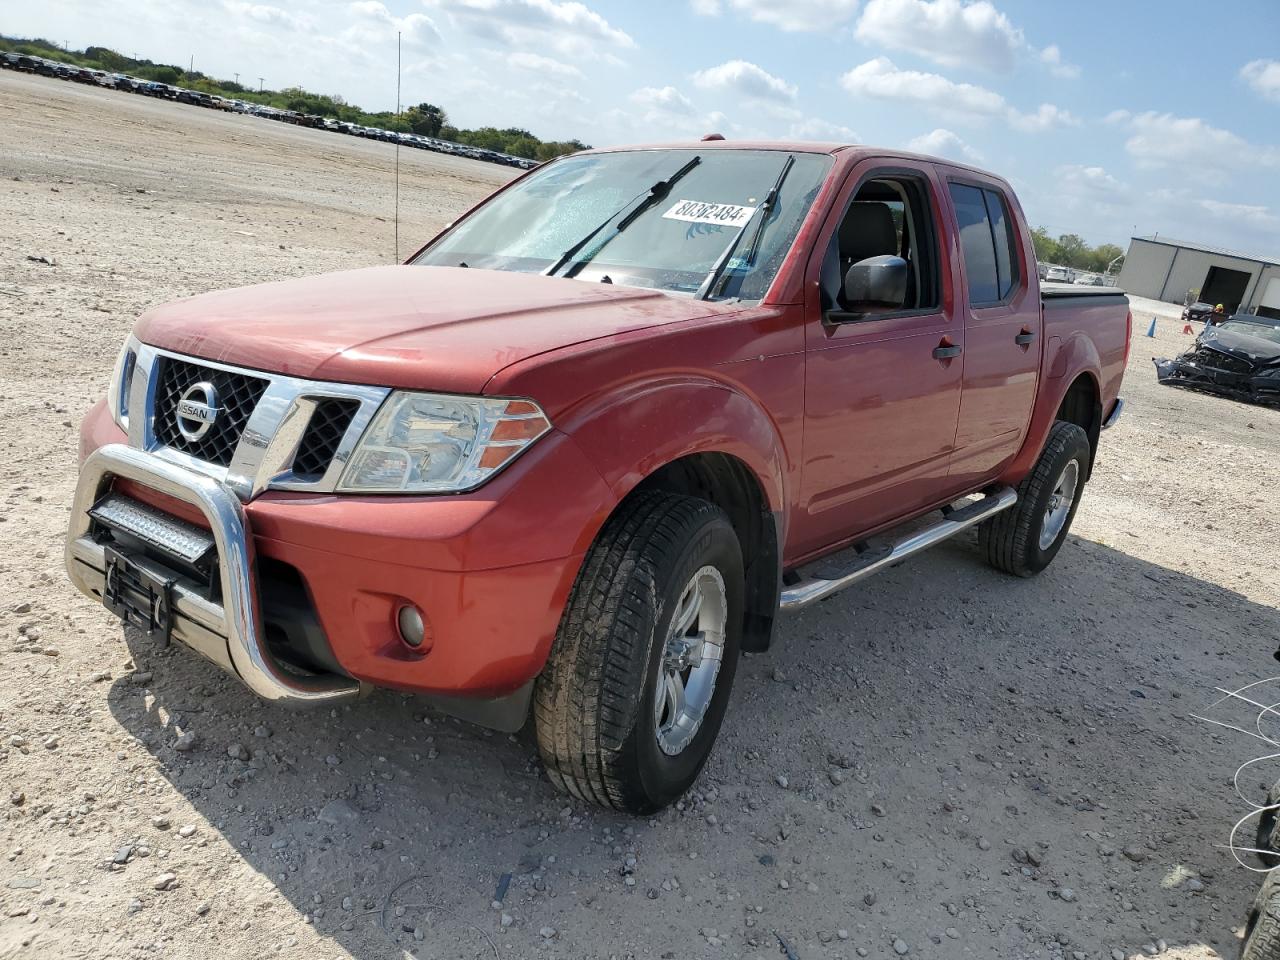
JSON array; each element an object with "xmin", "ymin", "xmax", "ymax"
[{"xmin": 65, "ymin": 443, "xmax": 361, "ymax": 705}]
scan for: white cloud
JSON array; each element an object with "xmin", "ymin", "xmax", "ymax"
[
  {"xmin": 1198, "ymin": 198, "xmax": 1277, "ymax": 227},
  {"xmin": 841, "ymin": 57, "xmax": 1003, "ymax": 115},
  {"xmin": 424, "ymin": 0, "xmax": 633, "ymax": 57},
  {"xmin": 1119, "ymin": 189, "xmax": 1280, "ymax": 261},
  {"xmin": 1039, "ymin": 44, "xmax": 1080, "ymax": 79},
  {"xmin": 603, "ymin": 95, "xmax": 753, "ymax": 142},
  {"xmin": 224, "ymin": 1, "xmax": 312, "ymax": 31},
  {"xmin": 1119, "ymin": 111, "xmax": 1280, "ymax": 179},
  {"xmin": 346, "ymin": 2, "xmax": 440, "ymax": 50},
  {"xmin": 692, "ymin": 60, "xmax": 798, "ymax": 102},
  {"xmin": 690, "ymin": 0, "xmax": 860, "ymax": 32},
  {"xmin": 507, "ymin": 51, "xmax": 582, "ymax": 77},
  {"xmin": 1145, "ymin": 189, "xmax": 1278, "ymax": 238},
  {"xmin": 855, "ymin": 0, "xmax": 1023, "ymax": 71},
  {"xmin": 840, "ymin": 57, "xmax": 1075, "ymax": 131},
  {"xmin": 1241, "ymin": 59, "xmax": 1280, "ymax": 103},
  {"xmin": 789, "ymin": 117, "xmax": 859, "ymax": 141},
  {"xmin": 630, "ymin": 85, "xmax": 696, "ymax": 115},
  {"xmin": 1008, "ymin": 103, "xmax": 1079, "ymax": 132},
  {"xmin": 907, "ymin": 128, "xmax": 982, "ymax": 162},
  {"xmin": 854, "ymin": 0, "xmax": 1080, "ymax": 78},
  {"xmin": 1056, "ymin": 164, "xmax": 1124, "ymax": 195},
  {"xmin": 1021, "ymin": 165, "xmax": 1130, "ymax": 249}
]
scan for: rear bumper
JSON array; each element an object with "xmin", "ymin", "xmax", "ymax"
[
  {"xmin": 70, "ymin": 402, "xmax": 612, "ymax": 710},
  {"xmin": 1101, "ymin": 396, "xmax": 1125, "ymax": 429}
]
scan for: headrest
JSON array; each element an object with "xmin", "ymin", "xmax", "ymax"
[{"xmin": 838, "ymin": 202, "xmax": 898, "ymax": 265}]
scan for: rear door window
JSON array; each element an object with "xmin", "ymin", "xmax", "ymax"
[
  {"xmin": 983, "ymin": 188, "xmax": 1019, "ymax": 299},
  {"xmin": 948, "ymin": 183, "xmax": 999, "ymax": 304}
]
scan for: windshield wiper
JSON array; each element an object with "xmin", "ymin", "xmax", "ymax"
[
  {"xmin": 543, "ymin": 155, "xmax": 702, "ymax": 279},
  {"xmin": 695, "ymin": 154, "xmax": 795, "ymax": 301}
]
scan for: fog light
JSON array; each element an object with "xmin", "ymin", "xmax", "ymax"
[{"xmin": 397, "ymin": 605, "xmax": 426, "ymax": 648}]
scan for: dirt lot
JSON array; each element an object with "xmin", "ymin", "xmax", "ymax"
[{"xmin": 2, "ymin": 69, "xmax": 1280, "ymax": 960}]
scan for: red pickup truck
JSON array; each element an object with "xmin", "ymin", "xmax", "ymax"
[{"xmin": 66, "ymin": 140, "xmax": 1129, "ymax": 813}]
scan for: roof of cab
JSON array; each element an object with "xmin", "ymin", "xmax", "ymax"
[{"xmin": 577, "ymin": 139, "xmax": 997, "ymax": 178}]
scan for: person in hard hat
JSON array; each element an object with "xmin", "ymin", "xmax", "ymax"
[{"xmin": 1210, "ymin": 303, "xmax": 1227, "ymax": 326}]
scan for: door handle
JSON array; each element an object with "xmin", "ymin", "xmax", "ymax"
[
  {"xmin": 1015, "ymin": 330, "xmax": 1036, "ymax": 346},
  {"xmin": 932, "ymin": 345, "xmax": 962, "ymax": 360}
]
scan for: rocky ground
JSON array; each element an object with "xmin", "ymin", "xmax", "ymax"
[{"xmin": 2, "ymin": 69, "xmax": 1280, "ymax": 960}]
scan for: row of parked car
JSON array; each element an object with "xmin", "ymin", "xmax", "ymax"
[
  {"xmin": 1036, "ymin": 262, "xmax": 1111, "ymax": 286},
  {"xmin": 1, "ymin": 51, "xmax": 539, "ymax": 171}
]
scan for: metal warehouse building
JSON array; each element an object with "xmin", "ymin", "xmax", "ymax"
[{"xmin": 1116, "ymin": 236, "xmax": 1280, "ymax": 319}]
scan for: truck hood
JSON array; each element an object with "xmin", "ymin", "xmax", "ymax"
[{"xmin": 134, "ymin": 265, "xmax": 731, "ymax": 393}]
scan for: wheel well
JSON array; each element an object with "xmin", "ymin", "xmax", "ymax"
[
  {"xmin": 631, "ymin": 453, "xmax": 780, "ymax": 652},
  {"xmin": 1055, "ymin": 374, "xmax": 1101, "ymax": 478}
]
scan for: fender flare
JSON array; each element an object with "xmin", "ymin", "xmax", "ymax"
[
  {"xmin": 559, "ymin": 374, "xmax": 789, "ymax": 523},
  {"xmin": 1000, "ymin": 336, "xmax": 1102, "ymax": 487},
  {"xmin": 1048, "ymin": 331, "xmax": 1102, "ymax": 382},
  {"xmin": 559, "ymin": 375, "xmax": 790, "ymax": 652}
]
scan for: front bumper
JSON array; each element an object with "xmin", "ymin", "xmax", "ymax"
[
  {"xmin": 69, "ymin": 403, "xmax": 613, "ymax": 714},
  {"xmin": 67, "ymin": 443, "xmax": 362, "ymax": 705},
  {"xmin": 1153, "ymin": 357, "xmax": 1280, "ymax": 405}
]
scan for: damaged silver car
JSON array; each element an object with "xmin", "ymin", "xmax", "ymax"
[{"xmin": 1154, "ymin": 315, "xmax": 1280, "ymax": 406}]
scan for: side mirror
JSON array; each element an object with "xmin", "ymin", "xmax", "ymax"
[{"xmin": 844, "ymin": 255, "xmax": 907, "ymax": 311}]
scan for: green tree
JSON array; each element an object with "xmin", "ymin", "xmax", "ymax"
[
  {"xmin": 1030, "ymin": 226, "xmax": 1060, "ymax": 265},
  {"xmin": 504, "ymin": 135, "xmax": 540, "ymax": 159},
  {"xmin": 85, "ymin": 45, "xmax": 127, "ymax": 70},
  {"xmin": 138, "ymin": 64, "xmax": 182, "ymax": 84},
  {"xmin": 1055, "ymin": 233, "xmax": 1088, "ymax": 268},
  {"xmin": 1088, "ymin": 243, "xmax": 1124, "ymax": 274},
  {"xmin": 405, "ymin": 102, "xmax": 447, "ymax": 137}
]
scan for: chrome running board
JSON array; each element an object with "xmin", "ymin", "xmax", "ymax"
[{"xmin": 779, "ymin": 486, "xmax": 1018, "ymax": 612}]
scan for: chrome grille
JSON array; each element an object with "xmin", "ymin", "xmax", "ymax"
[
  {"xmin": 123, "ymin": 341, "xmax": 391, "ymax": 501},
  {"xmin": 1193, "ymin": 346, "xmax": 1253, "ymax": 376},
  {"xmin": 153, "ymin": 357, "xmax": 268, "ymax": 466},
  {"xmin": 292, "ymin": 398, "xmax": 360, "ymax": 479}
]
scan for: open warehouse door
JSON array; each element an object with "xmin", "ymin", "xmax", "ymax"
[{"xmin": 1200, "ymin": 265, "xmax": 1251, "ymax": 313}]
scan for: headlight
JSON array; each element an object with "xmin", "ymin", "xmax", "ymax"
[
  {"xmin": 106, "ymin": 336, "xmax": 139, "ymax": 430},
  {"xmin": 338, "ymin": 392, "xmax": 551, "ymax": 493}
]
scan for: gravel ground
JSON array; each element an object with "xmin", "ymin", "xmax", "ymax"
[{"xmin": 2, "ymin": 69, "xmax": 1279, "ymax": 960}]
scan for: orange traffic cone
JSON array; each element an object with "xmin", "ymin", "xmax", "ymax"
[{"xmin": 1182, "ymin": 323, "xmax": 1194, "ymax": 334}]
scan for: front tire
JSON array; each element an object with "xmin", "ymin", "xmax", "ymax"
[
  {"xmin": 534, "ymin": 492, "xmax": 743, "ymax": 814},
  {"xmin": 979, "ymin": 421, "xmax": 1091, "ymax": 577}
]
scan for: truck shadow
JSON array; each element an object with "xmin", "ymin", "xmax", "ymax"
[{"xmin": 104, "ymin": 532, "xmax": 1279, "ymax": 960}]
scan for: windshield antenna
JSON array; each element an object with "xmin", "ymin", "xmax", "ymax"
[{"xmin": 394, "ymin": 30, "xmax": 401, "ymax": 264}]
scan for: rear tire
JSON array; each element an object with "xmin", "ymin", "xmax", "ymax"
[
  {"xmin": 1256, "ymin": 782, "xmax": 1280, "ymax": 869},
  {"xmin": 1242, "ymin": 871, "xmax": 1280, "ymax": 960},
  {"xmin": 979, "ymin": 421, "xmax": 1091, "ymax": 577},
  {"xmin": 534, "ymin": 492, "xmax": 743, "ymax": 814}
]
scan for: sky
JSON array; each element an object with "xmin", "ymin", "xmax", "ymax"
[{"xmin": 9, "ymin": 0, "xmax": 1280, "ymax": 252}]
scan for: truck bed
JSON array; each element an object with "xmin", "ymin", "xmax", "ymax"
[{"xmin": 1041, "ymin": 282, "xmax": 1126, "ymax": 300}]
